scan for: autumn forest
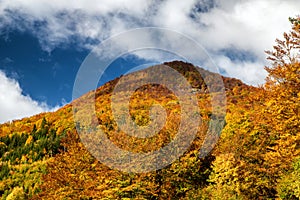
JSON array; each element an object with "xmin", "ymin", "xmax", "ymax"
[{"xmin": 0, "ymin": 17, "xmax": 299, "ymax": 199}]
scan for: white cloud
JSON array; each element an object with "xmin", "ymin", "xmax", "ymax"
[
  {"xmin": 152, "ymin": 0, "xmax": 300, "ymax": 85},
  {"xmin": 0, "ymin": 0, "xmax": 299, "ymax": 86},
  {"xmin": 214, "ymin": 55, "xmax": 268, "ymax": 85},
  {"xmin": 0, "ymin": 71, "xmax": 57, "ymax": 123},
  {"xmin": 197, "ymin": 0, "xmax": 300, "ymax": 57}
]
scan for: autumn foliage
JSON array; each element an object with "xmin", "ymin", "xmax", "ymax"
[{"xmin": 0, "ymin": 17, "xmax": 299, "ymax": 199}]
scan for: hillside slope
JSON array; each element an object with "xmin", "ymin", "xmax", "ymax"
[
  {"xmin": 0, "ymin": 60, "xmax": 253, "ymax": 199},
  {"xmin": 2, "ymin": 58, "xmax": 297, "ymax": 199},
  {"xmin": 1, "ymin": 17, "xmax": 299, "ymax": 199}
]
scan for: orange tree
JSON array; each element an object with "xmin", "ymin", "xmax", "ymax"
[{"xmin": 206, "ymin": 16, "xmax": 300, "ymax": 199}]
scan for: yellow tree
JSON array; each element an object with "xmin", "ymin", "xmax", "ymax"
[
  {"xmin": 260, "ymin": 16, "xmax": 300, "ymax": 198},
  {"xmin": 263, "ymin": 16, "xmax": 300, "ymax": 173},
  {"xmin": 206, "ymin": 16, "xmax": 300, "ymax": 199}
]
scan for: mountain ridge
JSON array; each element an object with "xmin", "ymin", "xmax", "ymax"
[
  {"xmin": 0, "ymin": 60, "xmax": 254, "ymax": 199},
  {"xmin": 0, "ymin": 60, "xmax": 252, "ymax": 141}
]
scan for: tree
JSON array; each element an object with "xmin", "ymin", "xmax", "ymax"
[
  {"xmin": 265, "ymin": 17, "xmax": 300, "ymax": 68},
  {"xmin": 206, "ymin": 16, "xmax": 300, "ymax": 199}
]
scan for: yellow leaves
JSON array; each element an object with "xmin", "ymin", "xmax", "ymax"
[
  {"xmin": 6, "ymin": 187, "xmax": 25, "ymax": 200},
  {"xmin": 0, "ymin": 125, "xmax": 11, "ymax": 136},
  {"xmin": 25, "ymin": 135, "xmax": 33, "ymax": 145},
  {"xmin": 56, "ymin": 127, "xmax": 64, "ymax": 135},
  {"xmin": 0, "ymin": 160, "xmax": 48, "ymax": 199},
  {"xmin": 21, "ymin": 155, "xmax": 27, "ymax": 163},
  {"xmin": 277, "ymin": 157, "xmax": 300, "ymax": 199},
  {"xmin": 209, "ymin": 153, "xmax": 239, "ymax": 185}
]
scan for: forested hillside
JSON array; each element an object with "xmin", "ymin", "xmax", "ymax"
[{"xmin": 0, "ymin": 17, "xmax": 299, "ymax": 199}]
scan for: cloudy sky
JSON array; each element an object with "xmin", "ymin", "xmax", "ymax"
[{"xmin": 0, "ymin": 0, "xmax": 299, "ymax": 123}]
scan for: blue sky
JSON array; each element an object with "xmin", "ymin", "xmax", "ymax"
[
  {"xmin": 0, "ymin": 0, "xmax": 299, "ymax": 123},
  {"xmin": 0, "ymin": 31, "xmax": 87, "ymax": 105}
]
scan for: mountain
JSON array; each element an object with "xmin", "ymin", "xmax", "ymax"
[
  {"xmin": 0, "ymin": 60, "xmax": 249, "ymax": 199},
  {"xmin": 0, "ymin": 59, "xmax": 298, "ymax": 199}
]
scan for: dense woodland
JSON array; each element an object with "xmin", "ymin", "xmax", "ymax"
[{"xmin": 0, "ymin": 17, "xmax": 299, "ymax": 199}]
